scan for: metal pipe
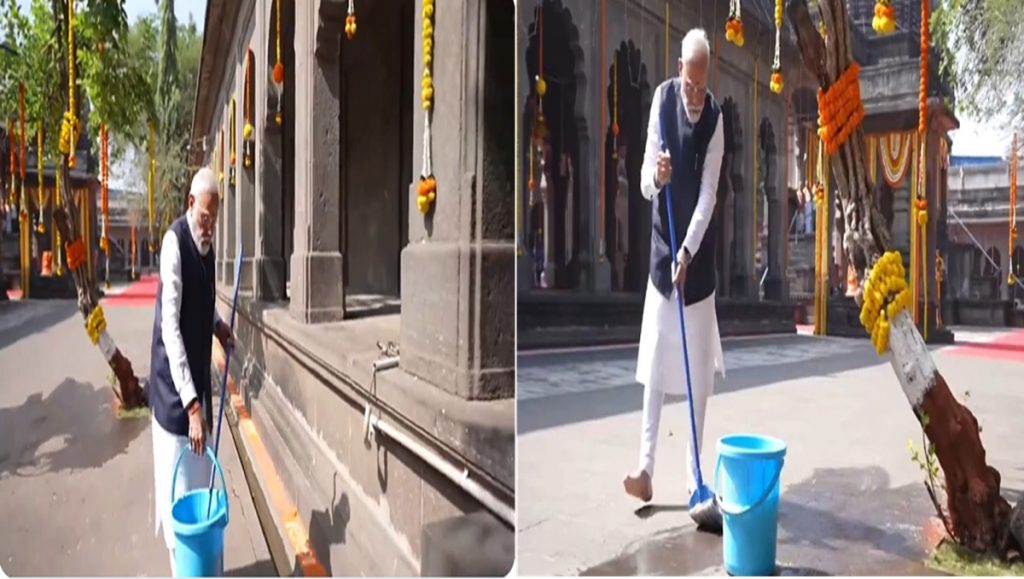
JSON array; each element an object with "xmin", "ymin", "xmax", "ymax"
[
  {"xmin": 367, "ymin": 359, "xmax": 514, "ymax": 527},
  {"xmin": 949, "ymin": 207, "xmax": 1024, "ymax": 292}
]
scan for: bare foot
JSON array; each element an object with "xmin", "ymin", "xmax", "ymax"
[{"xmin": 623, "ymin": 469, "xmax": 653, "ymax": 502}]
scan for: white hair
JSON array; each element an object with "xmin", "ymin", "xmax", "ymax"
[
  {"xmin": 189, "ymin": 167, "xmax": 219, "ymax": 201},
  {"xmin": 680, "ymin": 28, "xmax": 711, "ymax": 65}
]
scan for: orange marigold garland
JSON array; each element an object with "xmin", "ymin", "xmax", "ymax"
[
  {"xmin": 770, "ymin": 0, "xmax": 784, "ymax": 94},
  {"xmin": 725, "ymin": 0, "xmax": 745, "ymax": 47},
  {"xmin": 345, "ymin": 0, "xmax": 357, "ymax": 40},
  {"xmin": 273, "ymin": 0, "xmax": 284, "ymax": 125},
  {"xmin": 873, "ymin": 0, "xmax": 896, "ymax": 36},
  {"xmin": 816, "ymin": 62, "xmax": 865, "ymax": 155},
  {"xmin": 418, "ymin": 0, "xmax": 436, "ymax": 214}
]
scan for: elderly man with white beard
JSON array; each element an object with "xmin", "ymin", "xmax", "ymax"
[
  {"xmin": 623, "ymin": 28, "xmax": 726, "ymax": 506},
  {"xmin": 148, "ymin": 167, "xmax": 234, "ymax": 574}
]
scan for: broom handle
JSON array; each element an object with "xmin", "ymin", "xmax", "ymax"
[
  {"xmin": 660, "ymin": 125, "xmax": 707, "ymax": 492},
  {"xmin": 207, "ymin": 247, "xmax": 243, "ymax": 519}
]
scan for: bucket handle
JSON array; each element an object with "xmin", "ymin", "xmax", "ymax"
[
  {"xmin": 713, "ymin": 455, "xmax": 784, "ymax": 517},
  {"xmin": 171, "ymin": 446, "xmax": 229, "ymax": 525}
]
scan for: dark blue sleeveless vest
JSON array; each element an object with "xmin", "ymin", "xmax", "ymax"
[
  {"xmin": 649, "ymin": 79, "xmax": 721, "ymax": 304},
  {"xmin": 148, "ymin": 215, "xmax": 215, "ymax": 436}
]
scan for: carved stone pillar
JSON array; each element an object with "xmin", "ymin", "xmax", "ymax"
[
  {"xmin": 288, "ymin": 0, "xmax": 345, "ymax": 323},
  {"xmin": 762, "ymin": 120, "xmax": 785, "ymax": 300},
  {"xmin": 400, "ymin": 0, "xmax": 514, "ymax": 400},
  {"xmin": 254, "ymin": 0, "xmax": 286, "ymax": 302}
]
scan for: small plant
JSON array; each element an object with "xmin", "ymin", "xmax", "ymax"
[{"xmin": 908, "ymin": 409, "xmax": 954, "ymax": 541}]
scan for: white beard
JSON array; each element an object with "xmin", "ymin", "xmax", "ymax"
[
  {"xmin": 187, "ymin": 210, "xmax": 213, "ymax": 256},
  {"xmin": 685, "ymin": 107, "xmax": 703, "ymax": 124}
]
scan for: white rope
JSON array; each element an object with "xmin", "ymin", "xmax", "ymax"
[
  {"xmin": 347, "ymin": 0, "xmax": 354, "ymax": 16},
  {"xmin": 422, "ymin": 110, "xmax": 433, "ymax": 177}
]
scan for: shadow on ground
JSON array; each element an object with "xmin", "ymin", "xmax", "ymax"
[
  {"xmin": 580, "ymin": 466, "xmax": 944, "ymax": 576},
  {"xmin": 223, "ymin": 559, "xmax": 276, "ymax": 577},
  {"xmin": 0, "ymin": 378, "xmax": 148, "ymax": 479},
  {"xmin": 518, "ymin": 336, "xmax": 885, "ymax": 434},
  {"xmin": 0, "ymin": 301, "xmax": 78, "ymax": 351}
]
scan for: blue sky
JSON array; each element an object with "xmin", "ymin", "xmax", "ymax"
[{"xmin": 15, "ymin": 0, "xmax": 206, "ymax": 33}]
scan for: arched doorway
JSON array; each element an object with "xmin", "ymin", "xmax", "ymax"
[
  {"xmin": 604, "ymin": 40, "xmax": 650, "ymax": 293},
  {"xmin": 523, "ymin": 0, "xmax": 586, "ymax": 290}
]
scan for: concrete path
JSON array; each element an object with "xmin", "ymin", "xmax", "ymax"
[
  {"xmin": 0, "ymin": 284, "xmax": 274, "ymax": 576},
  {"xmin": 517, "ymin": 328, "xmax": 1024, "ymax": 576}
]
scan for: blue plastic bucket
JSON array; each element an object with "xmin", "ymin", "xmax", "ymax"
[
  {"xmin": 714, "ymin": 434, "xmax": 787, "ymax": 577},
  {"xmin": 170, "ymin": 447, "xmax": 229, "ymax": 578}
]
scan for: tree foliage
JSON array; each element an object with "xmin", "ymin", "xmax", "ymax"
[{"xmin": 932, "ymin": 0, "xmax": 1024, "ymax": 130}]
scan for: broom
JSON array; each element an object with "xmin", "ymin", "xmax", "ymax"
[
  {"xmin": 660, "ymin": 122, "xmax": 722, "ymax": 533},
  {"xmin": 206, "ymin": 243, "xmax": 243, "ymax": 519}
]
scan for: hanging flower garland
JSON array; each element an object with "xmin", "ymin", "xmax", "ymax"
[
  {"xmin": 879, "ymin": 132, "xmax": 912, "ymax": 186},
  {"xmin": 816, "ymin": 62, "xmax": 864, "ymax": 155},
  {"xmin": 770, "ymin": 0, "xmax": 784, "ymax": 94},
  {"xmin": 1010, "ymin": 132, "xmax": 1018, "ymax": 286},
  {"xmin": 915, "ymin": 0, "xmax": 929, "ymax": 338},
  {"xmin": 612, "ymin": 52, "xmax": 619, "ymax": 159},
  {"xmin": 219, "ymin": 127, "xmax": 225, "ymax": 184},
  {"xmin": 345, "ymin": 0, "xmax": 357, "ymax": 40},
  {"xmin": 7, "ymin": 118, "xmax": 14, "ymax": 207},
  {"xmin": 725, "ymin": 0, "xmax": 745, "ymax": 47},
  {"xmin": 37, "ymin": 126, "xmax": 45, "ymax": 236},
  {"xmin": 100, "ymin": 123, "xmax": 109, "ymax": 255},
  {"xmin": 147, "ymin": 120, "xmax": 155, "ymax": 254},
  {"xmin": 873, "ymin": 0, "xmax": 896, "ymax": 36},
  {"xmin": 529, "ymin": 2, "xmax": 545, "ymax": 199},
  {"xmin": 417, "ymin": 0, "xmax": 437, "ymax": 214},
  {"xmin": 243, "ymin": 52, "xmax": 254, "ymax": 168},
  {"xmin": 273, "ymin": 0, "xmax": 284, "ymax": 126},
  {"xmin": 228, "ymin": 98, "xmax": 236, "ymax": 186},
  {"xmin": 60, "ymin": 0, "xmax": 80, "ymax": 169},
  {"xmin": 859, "ymin": 250, "xmax": 912, "ymax": 354}
]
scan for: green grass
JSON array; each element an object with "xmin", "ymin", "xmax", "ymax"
[
  {"xmin": 927, "ymin": 540, "xmax": 1024, "ymax": 576},
  {"xmin": 116, "ymin": 406, "xmax": 151, "ymax": 420}
]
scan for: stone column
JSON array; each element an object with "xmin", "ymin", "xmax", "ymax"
[
  {"xmin": 730, "ymin": 107, "xmax": 752, "ymax": 299},
  {"xmin": 288, "ymin": 0, "xmax": 345, "ymax": 323},
  {"xmin": 236, "ymin": 60, "xmax": 256, "ymax": 294},
  {"xmin": 253, "ymin": 0, "xmax": 285, "ymax": 302},
  {"xmin": 223, "ymin": 100, "xmax": 237, "ymax": 286},
  {"xmin": 217, "ymin": 133, "xmax": 227, "ymax": 286},
  {"xmin": 400, "ymin": 0, "xmax": 514, "ymax": 400},
  {"xmin": 764, "ymin": 121, "xmax": 785, "ymax": 301},
  {"xmin": 254, "ymin": 46, "xmax": 287, "ymax": 301}
]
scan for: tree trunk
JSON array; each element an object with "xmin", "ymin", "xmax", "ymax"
[
  {"xmin": 47, "ymin": 0, "xmax": 145, "ymax": 410},
  {"xmin": 786, "ymin": 0, "xmax": 1014, "ymax": 556},
  {"xmin": 52, "ymin": 164, "xmax": 147, "ymax": 410}
]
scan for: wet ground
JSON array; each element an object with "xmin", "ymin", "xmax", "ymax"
[
  {"xmin": 518, "ymin": 329, "xmax": 1024, "ymax": 575},
  {"xmin": 581, "ymin": 468, "xmax": 946, "ymax": 576}
]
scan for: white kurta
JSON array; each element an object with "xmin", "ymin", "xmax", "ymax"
[
  {"xmin": 151, "ymin": 213, "xmax": 221, "ymax": 553},
  {"xmin": 635, "ymin": 85, "xmax": 726, "ymax": 394}
]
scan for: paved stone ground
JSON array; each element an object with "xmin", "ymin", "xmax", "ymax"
[
  {"xmin": 0, "ymin": 288, "xmax": 274, "ymax": 576},
  {"xmin": 517, "ymin": 328, "xmax": 1024, "ymax": 576}
]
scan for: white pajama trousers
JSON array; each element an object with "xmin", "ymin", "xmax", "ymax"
[
  {"xmin": 635, "ymin": 281, "xmax": 724, "ymax": 495},
  {"xmin": 152, "ymin": 412, "xmax": 213, "ymax": 575}
]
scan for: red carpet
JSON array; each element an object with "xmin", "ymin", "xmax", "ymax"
[
  {"xmin": 946, "ymin": 328, "xmax": 1024, "ymax": 364},
  {"xmin": 101, "ymin": 274, "xmax": 160, "ymax": 308}
]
